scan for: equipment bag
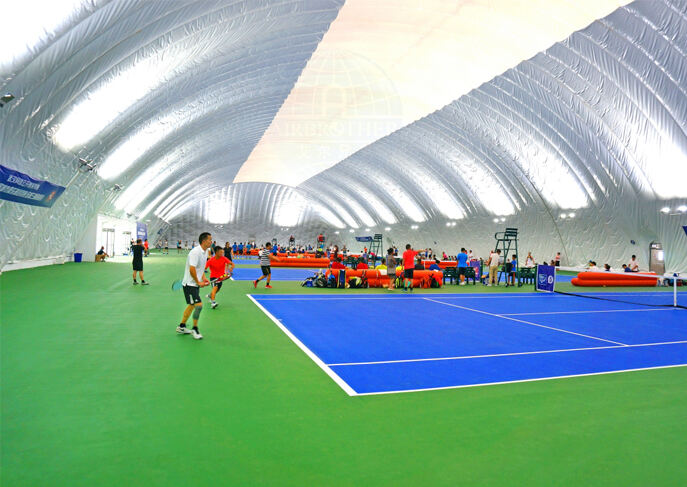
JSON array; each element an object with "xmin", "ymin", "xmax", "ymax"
[{"xmin": 337, "ymin": 269, "xmax": 346, "ymax": 288}]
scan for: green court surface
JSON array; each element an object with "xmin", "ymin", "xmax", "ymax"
[{"xmin": 2, "ymin": 254, "xmax": 686, "ymax": 486}]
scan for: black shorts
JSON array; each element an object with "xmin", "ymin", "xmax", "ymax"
[
  {"xmin": 458, "ymin": 267, "xmax": 467, "ymax": 276},
  {"xmin": 132, "ymin": 260, "xmax": 143, "ymax": 271},
  {"xmin": 261, "ymin": 265, "xmax": 271, "ymax": 276},
  {"xmin": 404, "ymin": 268, "xmax": 414, "ymax": 279},
  {"xmin": 183, "ymin": 285, "xmax": 202, "ymax": 305},
  {"xmin": 212, "ymin": 281, "xmax": 223, "ymax": 290}
]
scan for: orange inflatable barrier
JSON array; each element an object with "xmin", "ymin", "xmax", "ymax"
[
  {"xmin": 271, "ymin": 258, "xmax": 331, "ymax": 268},
  {"xmin": 572, "ymin": 271, "xmax": 658, "ymax": 287},
  {"xmin": 327, "ymin": 268, "xmax": 443, "ymax": 288},
  {"xmin": 571, "ymin": 278, "xmax": 658, "ymax": 287}
]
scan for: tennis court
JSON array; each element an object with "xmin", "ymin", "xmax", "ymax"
[{"xmin": 250, "ymin": 292, "xmax": 687, "ymax": 395}]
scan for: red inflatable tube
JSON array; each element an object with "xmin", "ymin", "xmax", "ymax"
[
  {"xmin": 576, "ymin": 271, "xmax": 657, "ymax": 281},
  {"xmin": 571, "ymin": 278, "xmax": 658, "ymax": 287},
  {"xmin": 271, "ymin": 258, "xmax": 331, "ymax": 268},
  {"xmin": 327, "ymin": 268, "xmax": 443, "ymax": 288}
]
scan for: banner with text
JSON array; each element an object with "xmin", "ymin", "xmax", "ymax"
[
  {"xmin": 0, "ymin": 165, "xmax": 66, "ymax": 207},
  {"xmin": 536, "ymin": 265, "xmax": 556, "ymax": 292},
  {"xmin": 136, "ymin": 222, "xmax": 148, "ymax": 242}
]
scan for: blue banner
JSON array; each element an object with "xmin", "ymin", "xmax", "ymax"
[
  {"xmin": 355, "ymin": 236, "xmax": 373, "ymax": 242},
  {"xmin": 136, "ymin": 222, "xmax": 148, "ymax": 241},
  {"xmin": 0, "ymin": 164, "xmax": 65, "ymax": 207},
  {"xmin": 683, "ymin": 225, "xmax": 687, "ymax": 237},
  {"xmin": 536, "ymin": 265, "xmax": 556, "ymax": 292}
]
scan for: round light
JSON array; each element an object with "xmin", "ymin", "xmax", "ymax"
[
  {"xmin": 660, "ymin": 207, "xmax": 671, "ymax": 214},
  {"xmin": 384, "ymin": 227, "xmax": 391, "ymax": 231},
  {"xmin": 678, "ymin": 205, "xmax": 687, "ymax": 212},
  {"xmin": 560, "ymin": 214, "xmax": 566, "ymax": 219},
  {"xmin": 334, "ymin": 231, "xmax": 340, "ymax": 234},
  {"xmin": 500, "ymin": 217, "xmax": 506, "ymax": 222},
  {"xmin": 568, "ymin": 212, "xmax": 575, "ymax": 218},
  {"xmin": 446, "ymin": 222, "xmax": 451, "ymax": 227},
  {"xmin": 493, "ymin": 218, "xmax": 499, "ymax": 223},
  {"xmin": 364, "ymin": 228, "xmax": 370, "ymax": 232},
  {"xmin": 411, "ymin": 225, "xmax": 419, "ymax": 230},
  {"xmin": 349, "ymin": 229, "xmax": 355, "ymax": 233}
]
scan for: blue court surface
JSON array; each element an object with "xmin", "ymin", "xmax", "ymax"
[
  {"xmin": 249, "ymin": 292, "xmax": 687, "ymax": 395},
  {"xmin": 232, "ymin": 267, "xmax": 320, "ymax": 281}
]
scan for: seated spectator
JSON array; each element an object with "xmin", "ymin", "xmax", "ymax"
[
  {"xmin": 356, "ymin": 260, "xmax": 369, "ymax": 270},
  {"xmin": 587, "ymin": 261, "xmax": 600, "ymax": 272},
  {"xmin": 414, "ymin": 257, "xmax": 424, "ymax": 271},
  {"xmin": 604, "ymin": 264, "xmax": 611, "ymax": 271},
  {"xmin": 628, "ymin": 255, "xmax": 639, "ymax": 272},
  {"xmin": 622, "ymin": 264, "xmax": 632, "ymax": 272},
  {"xmin": 429, "ymin": 259, "xmax": 441, "ymax": 271},
  {"xmin": 331, "ymin": 258, "xmax": 345, "ymax": 270},
  {"xmin": 525, "ymin": 252, "xmax": 535, "ymax": 268},
  {"xmin": 95, "ymin": 246, "xmax": 109, "ymax": 262}
]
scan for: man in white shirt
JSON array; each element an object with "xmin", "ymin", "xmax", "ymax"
[
  {"xmin": 176, "ymin": 232, "xmax": 213, "ymax": 339},
  {"xmin": 629, "ymin": 255, "xmax": 639, "ymax": 272},
  {"xmin": 487, "ymin": 249, "xmax": 501, "ymax": 286}
]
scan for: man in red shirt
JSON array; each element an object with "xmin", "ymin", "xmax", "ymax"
[
  {"xmin": 331, "ymin": 257, "xmax": 346, "ymax": 270},
  {"xmin": 402, "ymin": 243, "xmax": 426, "ymax": 292},
  {"xmin": 204, "ymin": 246, "xmax": 234, "ymax": 309}
]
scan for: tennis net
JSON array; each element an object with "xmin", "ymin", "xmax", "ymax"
[{"xmin": 534, "ymin": 265, "xmax": 687, "ymax": 309}]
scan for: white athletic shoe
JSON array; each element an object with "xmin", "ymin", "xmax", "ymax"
[
  {"xmin": 192, "ymin": 329, "xmax": 203, "ymax": 340},
  {"xmin": 459, "ymin": 282, "xmax": 466, "ymax": 286},
  {"xmin": 176, "ymin": 326, "xmax": 192, "ymax": 334},
  {"xmin": 211, "ymin": 301, "xmax": 218, "ymax": 309}
]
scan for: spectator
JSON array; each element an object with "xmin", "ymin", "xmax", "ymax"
[
  {"xmin": 385, "ymin": 248, "xmax": 397, "ymax": 290},
  {"xmin": 604, "ymin": 264, "xmax": 611, "ymax": 271},
  {"xmin": 509, "ymin": 254, "xmax": 517, "ymax": 285},
  {"xmin": 525, "ymin": 252, "xmax": 535, "ymax": 268},
  {"xmin": 457, "ymin": 248, "xmax": 468, "ymax": 286},
  {"xmin": 554, "ymin": 252, "xmax": 561, "ymax": 267},
  {"xmin": 468, "ymin": 249, "xmax": 474, "ymax": 261},
  {"xmin": 414, "ymin": 256, "xmax": 424, "ymax": 271},
  {"xmin": 95, "ymin": 246, "xmax": 109, "ymax": 262},
  {"xmin": 331, "ymin": 257, "xmax": 345, "ymax": 270},
  {"xmin": 629, "ymin": 255, "xmax": 639, "ymax": 272},
  {"xmin": 356, "ymin": 259, "xmax": 369, "ymax": 270},
  {"xmin": 429, "ymin": 259, "xmax": 441, "ymax": 271},
  {"xmin": 487, "ymin": 249, "xmax": 500, "ymax": 286},
  {"xmin": 622, "ymin": 264, "xmax": 632, "ymax": 272}
]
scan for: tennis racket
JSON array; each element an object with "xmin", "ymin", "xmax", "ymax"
[{"xmin": 171, "ymin": 272, "xmax": 232, "ymax": 291}]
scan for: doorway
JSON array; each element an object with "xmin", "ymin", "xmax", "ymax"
[
  {"xmin": 649, "ymin": 242, "xmax": 664, "ymax": 274},
  {"xmin": 102, "ymin": 228, "xmax": 115, "ymax": 256}
]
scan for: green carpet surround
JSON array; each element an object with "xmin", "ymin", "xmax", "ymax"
[{"xmin": 2, "ymin": 254, "xmax": 686, "ymax": 486}]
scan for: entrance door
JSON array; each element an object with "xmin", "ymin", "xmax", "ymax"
[
  {"xmin": 102, "ymin": 228, "xmax": 115, "ymax": 256},
  {"xmin": 121, "ymin": 231, "xmax": 132, "ymax": 256},
  {"xmin": 649, "ymin": 242, "xmax": 664, "ymax": 274}
]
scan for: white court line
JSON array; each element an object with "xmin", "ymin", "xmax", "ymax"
[
  {"xmin": 502, "ymin": 308, "xmax": 678, "ymax": 316},
  {"xmin": 353, "ymin": 364, "xmax": 687, "ymax": 396},
  {"xmin": 327, "ymin": 340, "xmax": 687, "ymax": 366},
  {"xmin": 423, "ymin": 298, "xmax": 627, "ymax": 346},
  {"xmin": 246, "ymin": 294, "xmax": 357, "ymax": 396}
]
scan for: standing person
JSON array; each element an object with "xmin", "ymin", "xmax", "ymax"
[
  {"xmin": 457, "ymin": 248, "xmax": 469, "ymax": 286},
  {"xmin": 144, "ymin": 239, "xmax": 149, "ymax": 257},
  {"xmin": 402, "ymin": 244, "xmax": 426, "ymax": 292},
  {"xmin": 629, "ymin": 255, "xmax": 639, "ymax": 272},
  {"xmin": 164, "ymin": 240, "xmax": 169, "ymax": 255},
  {"xmin": 487, "ymin": 249, "xmax": 500, "ymax": 286},
  {"xmin": 176, "ymin": 232, "xmax": 213, "ymax": 339},
  {"xmin": 509, "ymin": 254, "xmax": 518, "ymax": 285},
  {"xmin": 386, "ymin": 248, "xmax": 397, "ymax": 290},
  {"xmin": 184, "ymin": 241, "xmax": 189, "ymax": 251},
  {"xmin": 468, "ymin": 249, "xmax": 474, "ymax": 261},
  {"xmin": 131, "ymin": 239, "xmax": 148, "ymax": 285},
  {"xmin": 554, "ymin": 252, "xmax": 561, "ymax": 267},
  {"xmin": 525, "ymin": 252, "xmax": 535, "ymax": 268},
  {"xmin": 224, "ymin": 241, "xmax": 233, "ymax": 261},
  {"xmin": 176, "ymin": 240, "xmax": 182, "ymax": 254},
  {"xmin": 205, "ymin": 246, "xmax": 234, "ymax": 309},
  {"xmin": 254, "ymin": 242, "xmax": 279, "ymax": 289}
]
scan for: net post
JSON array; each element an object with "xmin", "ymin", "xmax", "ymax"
[{"xmin": 674, "ymin": 273, "xmax": 678, "ymax": 308}]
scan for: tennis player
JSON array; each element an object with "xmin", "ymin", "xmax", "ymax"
[
  {"xmin": 205, "ymin": 246, "xmax": 234, "ymax": 309},
  {"xmin": 253, "ymin": 242, "xmax": 278, "ymax": 289},
  {"xmin": 132, "ymin": 239, "xmax": 148, "ymax": 285},
  {"xmin": 176, "ymin": 232, "xmax": 212, "ymax": 339},
  {"xmin": 402, "ymin": 244, "xmax": 426, "ymax": 292}
]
